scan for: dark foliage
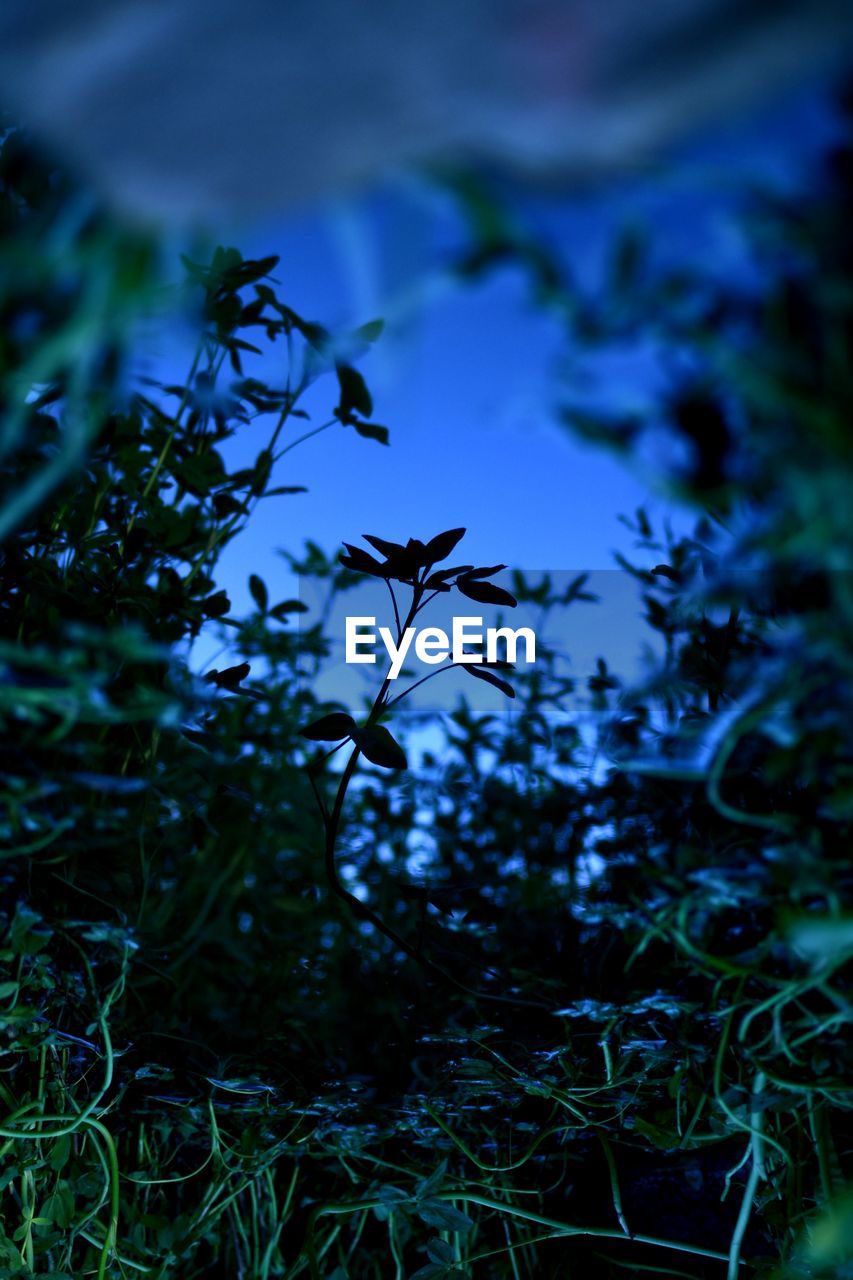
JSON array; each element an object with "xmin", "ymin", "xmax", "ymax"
[{"xmin": 1, "ymin": 102, "xmax": 852, "ymax": 1280}]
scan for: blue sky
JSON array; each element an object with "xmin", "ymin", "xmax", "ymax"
[{"xmin": 166, "ymin": 79, "xmax": 837, "ymax": 660}]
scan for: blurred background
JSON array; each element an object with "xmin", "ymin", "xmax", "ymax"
[
  {"xmin": 3, "ymin": 0, "xmax": 852, "ymax": 218},
  {"xmin": 2, "ymin": 1, "xmax": 852, "ymax": 638},
  {"xmin": 4, "ymin": 10, "xmax": 853, "ymax": 1277}
]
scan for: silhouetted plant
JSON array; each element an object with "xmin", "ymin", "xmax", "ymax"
[{"xmin": 300, "ymin": 527, "xmax": 519, "ymax": 988}]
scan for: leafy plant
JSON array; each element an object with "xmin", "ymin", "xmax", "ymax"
[{"xmin": 300, "ymin": 527, "xmax": 518, "ymax": 980}]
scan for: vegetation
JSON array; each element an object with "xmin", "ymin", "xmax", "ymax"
[{"xmin": 1, "ymin": 97, "xmax": 851, "ymax": 1280}]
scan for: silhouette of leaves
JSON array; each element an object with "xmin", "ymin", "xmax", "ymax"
[
  {"xmin": 300, "ymin": 712, "xmax": 357, "ymax": 741},
  {"xmin": 353, "ymin": 421, "xmax": 389, "ymax": 444},
  {"xmin": 353, "ymin": 724, "xmax": 408, "ymax": 769},
  {"xmin": 339, "ymin": 543, "xmax": 391, "ymax": 577},
  {"xmin": 423, "ymin": 527, "xmax": 466, "ymax": 563},
  {"xmin": 460, "ymin": 661, "xmax": 515, "ymax": 698},
  {"xmin": 249, "ymin": 574, "xmax": 268, "ymax": 611},
  {"xmin": 335, "ymin": 364, "xmax": 373, "ymax": 420},
  {"xmin": 203, "ymin": 662, "xmax": 251, "ymax": 691},
  {"xmin": 456, "ymin": 577, "xmax": 517, "ymax": 607}
]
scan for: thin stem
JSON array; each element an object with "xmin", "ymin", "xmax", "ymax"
[
  {"xmin": 385, "ymin": 578, "xmax": 401, "ymax": 638},
  {"xmin": 727, "ymin": 1073, "xmax": 766, "ymax": 1280},
  {"xmin": 384, "ymin": 661, "xmax": 455, "ymax": 709},
  {"xmin": 274, "ymin": 417, "xmax": 337, "ymax": 461}
]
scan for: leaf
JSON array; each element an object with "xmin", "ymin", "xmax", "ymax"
[
  {"xmin": 299, "ymin": 712, "xmax": 357, "ymax": 742},
  {"xmin": 10, "ymin": 909, "xmax": 52, "ymax": 956},
  {"xmin": 201, "ymin": 590, "xmax": 231, "ymax": 618},
  {"xmin": 633, "ymin": 1117, "xmax": 678, "ymax": 1150},
  {"xmin": 250, "ymin": 448, "xmax": 273, "ymax": 495},
  {"xmin": 456, "ymin": 578, "xmax": 517, "ymax": 607},
  {"xmin": 42, "ymin": 1185, "xmax": 75, "ymax": 1228},
  {"xmin": 339, "ymin": 544, "xmax": 389, "ymax": 576},
  {"xmin": 228, "ymin": 335, "xmax": 263, "ymax": 355},
  {"xmin": 354, "ymin": 318, "xmax": 385, "ymax": 344},
  {"xmin": 424, "ymin": 564, "xmax": 474, "ymax": 588},
  {"xmin": 353, "ymin": 724, "xmax": 408, "ymax": 770},
  {"xmin": 206, "ymin": 1076, "xmax": 275, "ymax": 1094},
  {"xmin": 283, "ymin": 312, "xmax": 333, "ymax": 352},
  {"xmin": 231, "ymin": 254, "xmax": 280, "ymax": 286},
  {"xmin": 416, "ymin": 1198, "xmax": 473, "ymax": 1233},
  {"xmin": 562, "ymin": 572, "xmax": 598, "ymax": 604},
  {"xmin": 212, "ymin": 492, "xmax": 244, "ymax": 517},
  {"xmin": 172, "ymin": 449, "xmax": 226, "ymax": 496},
  {"xmin": 336, "ymin": 365, "xmax": 373, "ymax": 419},
  {"xmin": 464, "ymin": 563, "xmax": 505, "ymax": 580},
  {"xmin": 373, "ymin": 1184, "xmax": 410, "ymax": 1221},
  {"xmin": 249, "ymin": 574, "xmax": 268, "ymax": 611},
  {"xmin": 354, "ymin": 421, "xmax": 389, "ymax": 445},
  {"xmin": 377, "ymin": 1185, "xmax": 410, "ymax": 1206},
  {"xmin": 427, "ymin": 1237, "xmax": 456, "ymax": 1265},
  {"xmin": 461, "ymin": 663, "xmax": 515, "ymax": 698},
  {"xmin": 204, "ymin": 662, "xmax": 251, "ymax": 691},
  {"xmin": 49, "ymin": 1134, "xmax": 71, "ymax": 1173},
  {"xmin": 423, "ymin": 527, "xmax": 466, "ymax": 563},
  {"xmin": 416, "ymin": 1161, "xmax": 448, "ymax": 1200},
  {"xmin": 364, "ymin": 534, "xmax": 404, "ymax": 558},
  {"xmin": 270, "ymin": 599, "xmax": 308, "ymax": 620}
]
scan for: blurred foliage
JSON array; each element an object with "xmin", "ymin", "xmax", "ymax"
[{"xmin": 1, "ymin": 91, "xmax": 852, "ymax": 1280}]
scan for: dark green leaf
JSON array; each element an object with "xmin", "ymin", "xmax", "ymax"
[
  {"xmin": 204, "ymin": 662, "xmax": 250, "ymax": 690},
  {"xmin": 457, "ymin": 578, "xmax": 517, "ymax": 607},
  {"xmin": 231, "ymin": 254, "xmax": 280, "ymax": 286},
  {"xmin": 249, "ymin": 574, "xmax": 268, "ymax": 611},
  {"xmin": 461, "ymin": 662, "xmax": 515, "ymax": 698},
  {"xmin": 363, "ymin": 534, "xmax": 404, "ymax": 558},
  {"xmin": 299, "ymin": 712, "xmax": 356, "ymax": 742},
  {"xmin": 201, "ymin": 590, "xmax": 231, "ymax": 618},
  {"xmin": 427, "ymin": 1237, "xmax": 455, "ymax": 1265},
  {"xmin": 416, "ymin": 1161, "xmax": 447, "ymax": 1200},
  {"xmin": 270, "ymin": 599, "xmax": 308, "ymax": 620},
  {"xmin": 423, "ymin": 528, "xmax": 466, "ymax": 563},
  {"xmin": 354, "ymin": 421, "xmax": 389, "ymax": 445},
  {"xmin": 212, "ymin": 492, "xmax": 244, "ymax": 518},
  {"xmin": 353, "ymin": 724, "xmax": 408, "ymax": 770},
  {"xmin": 354, "ymin": 318, "xmax": 385, "ymax": 344},
  {"xmin": 339, "ymin": 544, "xmax": 389, "ymax": 576},
  {"xmin": 336, "ymin": 365, "xmax": 373, "ymax": 419},
  {"xmin": 464, "ymin": 563, "xmax": 505, "ymax": 580},
  {"xmin": 416, "ymin": 1199, "xmax": 473, "ymax": 1233}
]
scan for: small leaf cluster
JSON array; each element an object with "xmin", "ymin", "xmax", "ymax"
[{"xmin": 340, "ymin": 526, "xmax": 517, "ymax": 608}]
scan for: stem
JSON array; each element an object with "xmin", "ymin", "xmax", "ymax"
[
  {"xmin": 302, "ymin": 1191, "xmax": 736, "ymax": 1268},
  {"xmin": 384, "ymin": 661, "xmax": 455, "ymax": 709},
  {"xmin": 274, "ymin": 417, "xmax": 336, "ymax": 460},
  {"xmin": 385, "ymin": 578, "xmax": 401, "ymax": 638},
  {"xmin": 726, "ymin": 1072, "xmax": 765, "ymax": 1280}
]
